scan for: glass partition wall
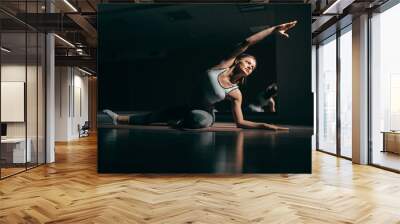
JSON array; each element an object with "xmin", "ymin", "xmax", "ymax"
[
  {"xmin": 316, "ymin": 26, "xmax": 353, "ymax": 159},
  {"xmin": 370, "ymin": 3, "xmax": 400, "ymax": 171},
  {"xmin": 339, "ymin": 26, "xmax": 352, "ymax": 159},
  {"xmin": 316, "ymin": 0, "xmax": 400, "ymax": 171},
  {"xmin": 0, "ymin": 2, "xmax": 46, "ymax": 179},
  {"xmin": 317, "ymin": 35, "xmax": 337, "ymax": 155}
]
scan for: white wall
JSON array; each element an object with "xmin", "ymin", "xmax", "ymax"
[
  {"xmin": 55, "ymin": 67, "xmax": 89, "ymax": 141},
  {"xmin": 1, "ymin": 65, "xmax": 40, "ymax": 137},
  {"xmin": 72, "ymin": 73, "xmax": 89, "ymax": 138},
  {"xmin": 55, "ymin": 66, "xmax": 70, "ymax": 141},
  {"xmin": 1, "ymin": 63, "xmax": 46, "ymax": 164},
  {"xmin": 1, "ymin": 66, "xmax": 26, "ymax": 137}
]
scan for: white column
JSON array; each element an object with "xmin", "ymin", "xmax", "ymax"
[
  {"xmin": 46, "ymin": 0, "xmax": 55, "ymax": 163},
  {"xmin": 46, "ymin": 33, "xmax": 55, "ymax": 163},
  {"xmin": 55, "ymin": 67, "xmax": 74, "ymax": 141},
  {"xmin": 352, "ymin": 14, "xmax": 369, "ymax": 164}
]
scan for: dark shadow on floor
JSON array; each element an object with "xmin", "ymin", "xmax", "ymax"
[{"xmin": 98, "ymin": 122, "xmax": 312, "ymax": 174}]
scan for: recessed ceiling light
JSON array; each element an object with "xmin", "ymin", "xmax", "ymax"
[
  {"xmin": 54, "ymin": 34, "xmax": 75, "ymax": 48},
  {"xmin": 63, "ymin": 0, "xmax": 78, "ymax": 12},
  {"xmin": 1, "ymin": 47, "xmax": 11, "ymax": 53},
  {"xmin": 322, "ymin": 0, "xmax": 353, "ymax": 15},
  {"xmin": 78, "ymin": 67, "xmax": 93, "ymax": 76}
]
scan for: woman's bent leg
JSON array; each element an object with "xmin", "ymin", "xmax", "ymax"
[
  {"xmin": 182, "ymin": 110, "xmax": 214, "ymax": 129},
  {"xmin": 103, "ymin": 109, "xmax": 150, "ymax": 125},
  {"xmin": 127, "ymin": 113, "xmax": 152, "ymax": 125},
  {"xmin": 104, "ymin": 106, "xmax": 190, "ymax": 125},
  {"xmin": 129, "ymin": 106, "xmax": 189, "ymax": 125}
]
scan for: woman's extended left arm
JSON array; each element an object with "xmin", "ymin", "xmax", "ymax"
[{"xmin": 229, "ymin": 90, "xmax": 288, "ymax": 130}]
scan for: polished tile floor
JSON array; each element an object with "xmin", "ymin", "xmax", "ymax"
[{"xmin": 98, "ymin": 123, "xmax": 312, "ymax": 173}]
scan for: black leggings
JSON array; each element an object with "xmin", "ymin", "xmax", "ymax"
[{"xmin": 127, "ymin": 106, "xmax": 215, "ymax": 129}]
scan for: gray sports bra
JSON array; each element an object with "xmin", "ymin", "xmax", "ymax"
[{"xmin": 201, "ymin": 67, "xmax": 239, "ymax": 105}]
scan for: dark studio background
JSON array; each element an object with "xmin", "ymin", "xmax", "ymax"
[{"xmin": 98, "ymin": 4, "xmax": 312, "ymax": 126}]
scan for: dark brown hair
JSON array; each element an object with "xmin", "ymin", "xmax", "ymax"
[
  {"xmin": 234, "ymin": 53, "xmax": 257, "ymax": 85},
  {"xmin": 236, "ymin": 53, "xmax": 257, "ymax": 64}
]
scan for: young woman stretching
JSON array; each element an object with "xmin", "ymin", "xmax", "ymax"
[{"xmin": 104, "ymin": 21, "xmax": 297, "ymax": 130}]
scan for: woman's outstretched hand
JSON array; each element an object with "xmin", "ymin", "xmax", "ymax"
[
  {"xmin": 263, "ymin": 123, "xmax": 289, "ymax": 131},
  {"xmin": 275, "ymin": 21, "xmax": 297, "ymax": 38}
]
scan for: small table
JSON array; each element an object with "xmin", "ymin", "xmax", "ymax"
[
  {"xmin": 1, "ymin": 138, "xmax": 32, "ymax": 163},
  {"xmin": 381, "ymin": 131, "xmax": 400, "ymax": 154}
]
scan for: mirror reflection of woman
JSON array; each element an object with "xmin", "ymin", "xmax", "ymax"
[
  {"xmin": 104, "ymin": 21, "xmax": 297, "ymax": 130},
  {"xmin": 247, "ymin": 83, "xmax": 278, "ymax": 113}
]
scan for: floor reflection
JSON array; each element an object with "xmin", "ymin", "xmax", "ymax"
[{"xmin": 98, "ymin": 126, "xmax": 312, "ymax": 173}]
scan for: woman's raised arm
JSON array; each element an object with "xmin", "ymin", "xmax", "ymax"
[{"xmin": 213, "ymin": 21, "xmax": 297, "ymax": 69}]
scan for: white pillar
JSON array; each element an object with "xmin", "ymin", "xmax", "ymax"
[
  {"xmin": 55, "ymin": 67, "xmax": 74, "ymax": 141},
  {"xmin": 352, "ymin": 14, "xmax": 369, "ymax": 164},
  {"xmin": 46, "ymin": 0, "xmax": 55, "ymax": 163}
]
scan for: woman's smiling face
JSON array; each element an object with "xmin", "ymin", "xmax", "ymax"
[{"xmin": 236, "ymin": 56, "xmax": 257, "ymax": 77}]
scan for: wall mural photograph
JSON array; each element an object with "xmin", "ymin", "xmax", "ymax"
[{"xmin": 97, "ymin": 3, "xmax": 313, "ymax": 173}]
